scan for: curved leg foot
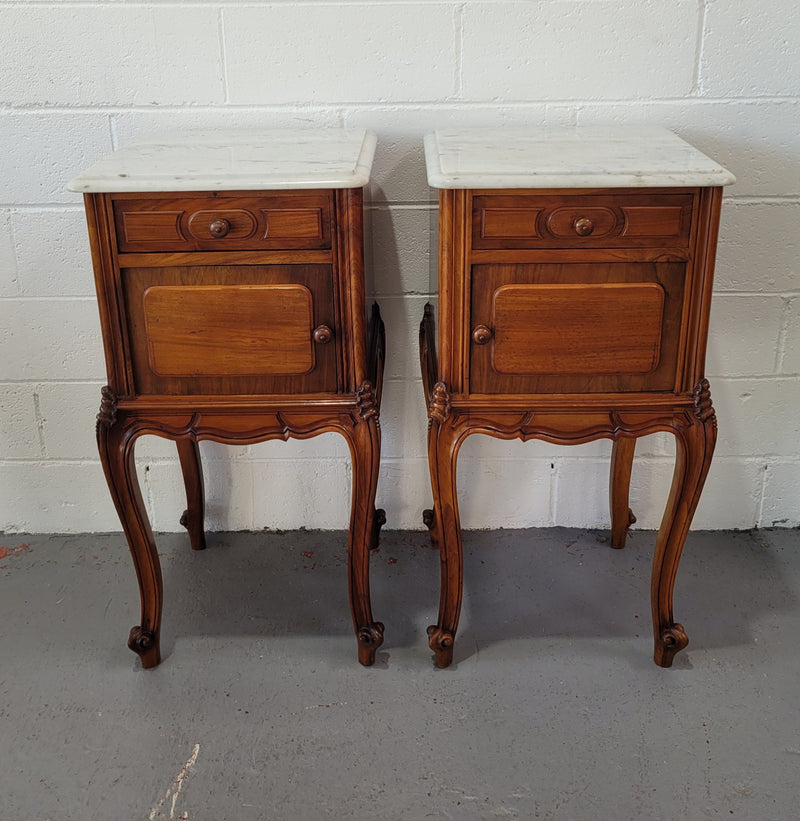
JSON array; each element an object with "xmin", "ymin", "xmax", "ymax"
[
  {"xmin": 427, "ymin": 624, "xmax": 455, "ymax": 668},
  {"xmin": 426, "ymin": 389, "xmax": 464, "ymax": 669},
  {"xmin": 651, "ymin": 381, "xmax": 717, "ymax": 668},
  {"xmin": 610, "ymin": 436, "xmax": 637, "ymax": 549},
  {"xmin": 127, "ymin": 625, "xmax": 160, "ymax": 669},
  {"xmin": 347, "ymin": 384, "xmax": 383, "ymax": 666},
  {"xmin": 654, "ymin": 623, "xmax": 689, "ymax": 668},
  {"xmin": 357, "ymin": 621, "xmax": 385, "ymax": 666},
  {"xmin": 97, "ymin": 390, "xmax": 163, "ymax": 669},
  {"xmin": 177, "ymin": 438, "xmax": 206, "ymax": 551}
]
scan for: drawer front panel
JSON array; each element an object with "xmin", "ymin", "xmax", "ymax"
[
  {"xmin": 113, "ymin": 192, "xmax": 332, "ymax": 252},
  {"xmin": 470, "ymin": 261, "xmax": 686, "ymax": 394},
  {"xmin": 472, "ymin": 193, "xmax": 692, "ymax": 250},
  {"xmin": 123, "ymin": 264, "xmax": 337, "ymax": 395}
]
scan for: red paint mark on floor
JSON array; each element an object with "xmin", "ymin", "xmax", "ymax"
[
  {"xmin": 388, "ymin": 556, "xmax": 398, "ymax": 565},
  {"xmin": 301, "ymin": 551, "xmax": 313, "ymax": 559},
  {"xmin": 0, "ymin": 543, "xmax": 30, "ymax": 560}
]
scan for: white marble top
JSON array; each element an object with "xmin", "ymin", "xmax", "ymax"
[
  {"xmin": 424, "ymin": 126, "xmax": 735, "ymax": 189},
  {"xmin": 69, "ymin": 129, "xmax": 377, "ymax": 193}
]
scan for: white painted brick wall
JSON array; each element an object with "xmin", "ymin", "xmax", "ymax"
[{"xmin": 1, "ymin": 0, "xmax": 797, "ymax": 534}]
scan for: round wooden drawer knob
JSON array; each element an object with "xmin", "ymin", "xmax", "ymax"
[
  {"xmin": 472, "ymin": 325, "xmax": 493, "ymax": 345},
  {"xmin": 573, "ymin": 217, "xmax": 594, "ymax": 236},
  {"xmin": 313, "ymin": 325, "xmax": 333, "ymax": 344},
  {"xmin": 208, "ymin": 218, "xmax": 231, "ymax": 238}
]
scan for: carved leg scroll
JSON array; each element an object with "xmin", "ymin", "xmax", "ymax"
[
  {"xmin": 177, "ymin": 438, "xmax": 206, "ymax": 551},
  {"xmin": 96, "ymin": 388, "xmax": 162, "ymax": 668},
  {"xmin": 347, "ymin": 383, "xmax": 384, "ymax": 666},
  {"xmin": 651, "ymin": 380, "xmax": 717, "ymax": 667},
  {"xmin": 609, "ymin": 436, "xmax": 637, "ymax": 549},
  {"xmin": 426, "ymin": 383, "xmax": 463, "ymax": 668}
]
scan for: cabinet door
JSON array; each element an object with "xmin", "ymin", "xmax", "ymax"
[
  {"xmin": 469, "ymin": 261, "xmax": 686, "ymax": 394},
  {"xmin": 122, "ymin": 264, "xmax": 338, "ymax": 395}
]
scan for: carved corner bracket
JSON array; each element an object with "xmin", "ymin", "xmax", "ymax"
[
  {"xmin": 692, "ymin": 378, "xmax": 716, "ymax": 429},
  {"xmin": 355, "ymin": 381, "xmax": 379, "ymax": 423},
  {"xmin": 428, "ymin": 382, "xmax": 451, "ymax": 425},
  {"xmin": 96, "ymin": 385, "xmax": 118, "ymax": 432}
]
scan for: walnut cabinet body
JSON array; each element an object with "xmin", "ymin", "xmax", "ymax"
[
  {"xmin": 421, "ymin": 182, "xmax": 725, "ymax": 668},
  {"xmin": 82, "ymin": 180, "xmax": 385, "ymax": 668}
]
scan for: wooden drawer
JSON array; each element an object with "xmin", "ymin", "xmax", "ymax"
[
  {"xmin": 122, "ymin": 263, "xmax": 338, "ymax": 395},
  {"xmin": 469, "ymin": 261, "xmax": 686, "ymax": 394},
  {"xmin": 113, "ymin": 192, "xmax": 332, "ymax": 252},
  {"xmin": 472, "ymin": 192, "xmax": 692, "ymax": 250}
]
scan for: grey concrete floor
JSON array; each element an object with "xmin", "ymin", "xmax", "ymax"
[{"xmin": 1, "ymin": 526, "xmax": 799, "ymax": 820}]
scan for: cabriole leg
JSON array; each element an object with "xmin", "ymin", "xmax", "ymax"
[
  {"xmin": 652, "ymin": 381, "xmax": 717, "ymax": 667},
  {"xmin": 346, "ymin": 384, "xmax": 384, "ymax": 666},
  {"xmin": 96, "ymin": 392, "xmax": 162, "ymax": 668},
  {"xmin": 426, "ymin": 385, "xmax": 463, "ymax": 668},
  {"xmin": 177, "ymin": 438, "xmax": 206, "ymax": 551},
  {"xmin": 609, "ymin": 436, "xmax": 637, "ymax": 549}
]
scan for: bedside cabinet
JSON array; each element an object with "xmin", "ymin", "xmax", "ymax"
[
  {"xmin": 71, "ymin": 130, "xmax": 386, "ymax": 668},
  {"xmin": 420, "ymin": 126, "xmax": 734, "ymax": 668}
]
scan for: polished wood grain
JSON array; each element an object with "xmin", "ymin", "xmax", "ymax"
[
  {"xmin": 470, "ymin": 260, "xmax": 686, "ymax": 394},
  {"xmin": 472, "ymin": 191, "xmax": 692, "ymax": 250},
  {"xmin": 142, "ymin": 284, "xmax": 316, "ymax": 377},
  {"xmin": 122, "ymin": 264, "xmax": 337, "ymax": 396},
  {"xmin": 488, "ymin": 282, "xmax": 665, "ymax": 375},
  {"xmin": 424, "ymin": 185, "xmax": 724, "ymax": 669},
  {"xmin": 113, "ymin": 191, "xmax": 332, "ymax": 252},
  {"xmin": 85, "ymin": 183, "xmax": 385, "ymax": 669}
]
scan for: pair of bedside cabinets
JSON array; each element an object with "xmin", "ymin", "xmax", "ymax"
[{"xmin": 71, "ymin": 127, "xmax": 734, "ymax": 670}]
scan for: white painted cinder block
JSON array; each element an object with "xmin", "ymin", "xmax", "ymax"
[
  {"xmin": 458, "ymin": 457, "xmax": 554, "ymax": 529},
  {"xmin": 701, "ymin": 0, "xmax": 800, "ymax": 97},
  {"xmin": 0, "ymin": 384, "xmax": 41, "ymax": 459},
  {"xmin": 0, "ymin": 300, "xmax": 104, "ymax": 381},
  {"xmin": 36, "ymin": 382, "xmax": 104, "ymax": 460},
  {"xmin": 706, "ymin": 295, "xmax": 785, "ymax": 377},
  {"xmin": 461, "ymin": 1, "xmax": 698, "ymax": 100},
  {"xmin": 378, "ymin": 380, "xmax": 429, "ymax": 461},
  {"xmin": 0, "ymin": 462, "xmax": 120, "ymax": 533},
  {"xmin": 0, "ymin": 6, "xmax": 224, "ymax": 106},
  {"xmin": 12, "ymin": 210, "xmax": 95, "ymax": 297},
  {"xmin": 368, "ymin": 206, "xmax": 431, "ymax": 296},
  {"xmin": 712, "ymin": 378, "xmax": 800, "ymax": 459},
  {"xmin": 378, "ymin": 295, "xmax": 432, "ymax": 382},
  {"xmin": 781, "ymin": 299, "xmax": 800, "ymax": 376},
  {"xmin": 715, "ymin": 202, "xmax": 800, "ymax": 293},
  {"xmin": 761, "ymin": 462, "xmax": 800, "ymax": 528},
  {"xmin": 0, "ymin": 211, "xmax": 17, "ymax": 297},
  {"xmin": 251, "ymin": 458, "xmax": 351, "ymax": 531},
  {"xmin": 223, "ymin": 4, "xmax": 457, "ymax": 105},
  {"xmin": 0, "ymin": 112, "xmax": 113, "ymax": 205},
  {"xmin": 111, "ymin": 108, "xmax": 344, "ymax": 148}
]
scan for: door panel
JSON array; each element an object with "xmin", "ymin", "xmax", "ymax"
[
  {"xmin": 470, "ymin": 261, "xmax": 685, "ymax": 394},
  {"xmin": 123, "ymin": 264, "xmax": 337, "ymax": 395}
]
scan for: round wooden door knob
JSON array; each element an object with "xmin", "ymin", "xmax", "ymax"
[
  {"xmin": 208, "ymin": 218, "xmax": 231, "ymax": 238},
  {"xmin": 573, "ymin": 217, "xmax": 594, "ymax": 236},
  {"xmin": 472, "ymin": 325, "xmax": 493, "ymax": 345},
  {"xmin": 313, "ymin": 325, "xmax": 333, "ymax": 344}
]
